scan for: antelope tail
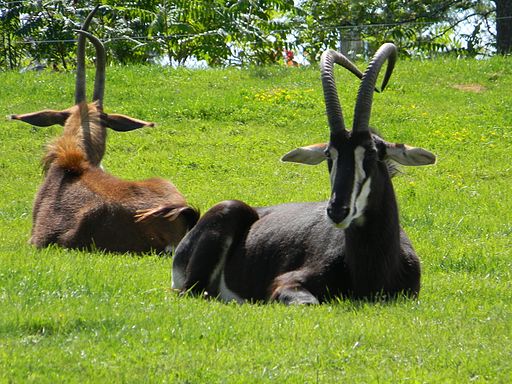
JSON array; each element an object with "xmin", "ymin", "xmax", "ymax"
[{"xmin": 135, "ymin": 205, "xmax": 200, "ymax": 230}]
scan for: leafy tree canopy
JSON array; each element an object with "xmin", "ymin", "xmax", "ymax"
[{"xmin": 0, "ymin": 0, "xmax": 508, "ymax": 70}]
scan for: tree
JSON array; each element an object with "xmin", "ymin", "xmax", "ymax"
[
  {"xmin": 1, "ymin": 1, "xmax": 24, "ymax": 69},
  {"xmin": 147, "ymin": 0, "xmax": 238, "ymax": 66},
  {"xmin": 0, "ymin": 1, "xmax": 103, "ymax": 70},
  {"xmin": 296, "ymin": 0, "xmax": 507, "ymax": 61},
  {"xmin": 146, "ymin": 0, "xmax": 297, "ymax": 66},
  {"xmin": 98, "ymin": 0, "xmax": 297, "ymax": 66},
  {"xmin": 1, "ymin": 0, "xmax": 509, "ymax": 71}
]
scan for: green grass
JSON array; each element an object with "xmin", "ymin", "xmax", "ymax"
[{"xmin": 1, "ymin": 57, "xmax": 511, "ymax": 383}]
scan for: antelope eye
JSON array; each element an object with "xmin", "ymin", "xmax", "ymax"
[
  {"xmin": 363, "ymin": 148, "xmax": 378, "ymax": 169},
  {"xmin": 366, "ymin": 148, "xmax": 377, "ymax": 160}
]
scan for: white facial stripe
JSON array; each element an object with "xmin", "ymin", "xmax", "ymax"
[
  {"xmin": 353, "ymin": 146, "xmax": 371, "ymax": 220},
  {"xmin": 329, "ymin": 147, "xmax": 339, "ymax": 188},
  {"xmin": 354, "ymin": 176, "xmax": 371, "ymax": 220},
  {"xmin": 335, "ymin": 146, "xmax": 370, "ymax": 228},
  {"xmin": 350, "ymin": 146, "xmax": 367, "ymax": 215},
  {"xmin": 354, "ymin": 146, "xmax": 366, "ymax": 181}
]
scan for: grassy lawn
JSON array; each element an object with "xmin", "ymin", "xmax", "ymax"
[{"xmin": 0, "ymin": 57, "xmax": 511, "ymax": 382}]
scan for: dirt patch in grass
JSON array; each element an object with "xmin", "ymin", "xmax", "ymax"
[{"xmin": 452, "ymin": 83, "xmax": 487, "ymax": 93}]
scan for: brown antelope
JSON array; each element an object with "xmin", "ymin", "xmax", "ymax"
[
  {"xmin": 171, "ymin": 43, "xmax": 436, "ymax": 304},
  {"xmin": 10, "ymin": 8, "xmax": 198, "ymax": 253}
]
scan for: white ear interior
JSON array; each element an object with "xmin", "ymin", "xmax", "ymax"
[
  {"xmin": 280, "ymin": 143, "xmax": 328, "ymax": 165},
  {"xmin": 387, "ymin": 144, "xmax": 436, "ymax": 166}
]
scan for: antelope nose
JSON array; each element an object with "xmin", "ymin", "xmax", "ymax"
[{"xmin": 327, "ymin": 205, "xmax": 350, "ymax": 224}]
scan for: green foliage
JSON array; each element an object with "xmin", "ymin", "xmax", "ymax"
[
  {"xmin": 0, "ymin": 0, "xmax": 24, "ymax": 69},
  {"xmin": 143, "ymin": 0, "xmax": 297, "ymax": 66},
  {"xmin": 0, "ymin": 1, "xmax": 99, "ymax": 69},
  {"xmin": 1, "ymin": 0, "xmax": 505, "ymax": 70},
  {"xmin": 297, "ymin": 0, "xmax": 497, "ymax": 61},
  {"xmin": 1, "ymin": 58, "xmax": 511, "ymax": 381},
  {"xmin": 0, "ymin": 0, "xmax": 297, "ymax": 69}
]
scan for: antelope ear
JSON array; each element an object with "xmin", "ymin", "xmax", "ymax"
[
  {"xmin": 9, "ymin": 109, "xmax": 70, "ymax": 126},
  {"xmin": 281, "ymin": 143, "xmax": 328, "ymax": 165},
  {"xmin": 103, "ymin": 113, "xmax": 155, "ymax": 132},
  {"xmin": 386, "ymin": 143, "xmax": 436, "ymax": 166}
]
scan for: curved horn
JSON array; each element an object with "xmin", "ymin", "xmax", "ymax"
[
  {"xmin": 92, "ymin": 32, "xmax": 106, "ymax": 108},
  {"xmin": 352, "ymin": 43, "xmax": 397, "ymax": 133},
  {"xmin": 320, "ymin": 50, "xmax": 364, "ymax": 133},
  {"xmin": 75, "ymin": 5, "xmax": 100, "ymax": 104},
  {"xmin": 74, "ymin": 29, "xmax": 106, "ymax": 108}
]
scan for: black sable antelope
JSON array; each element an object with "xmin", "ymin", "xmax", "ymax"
[
  {"xmin": 173, "ymin": 43, "xmax": 436, "ymax": 304},
  {"xmin": 10, "ymin": 8, "xmax": 198, "ymax": 253}
]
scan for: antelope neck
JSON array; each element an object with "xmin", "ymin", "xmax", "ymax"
[{"xmin": 344, "ymin": 173, "xmax": 401, "ymax": 270}]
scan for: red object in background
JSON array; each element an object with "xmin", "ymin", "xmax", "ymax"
[{"xmin": 285, "ymin": 50, "xmax": 299, "ymax": 67}]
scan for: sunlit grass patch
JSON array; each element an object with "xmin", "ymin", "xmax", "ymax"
[{"xmin": 1, "ymin": 57, "xmax": 511, "ymax": 382}]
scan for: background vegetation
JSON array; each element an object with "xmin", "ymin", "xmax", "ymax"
[
  {"xmin": 1, "ymin": 0, "xmax": 510, "ymax": 71},
  {"xmin": 0, "ymin": 55, "xmax": 511, "ymax": 381}
]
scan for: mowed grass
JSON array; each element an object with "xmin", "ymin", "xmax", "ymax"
[{"xmin": 0, "ymin": 57, "xmax": 511, "ymax": 382}]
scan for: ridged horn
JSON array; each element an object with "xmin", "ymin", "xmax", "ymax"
[
  {"xmin": 352, "ymin": 43, "xmax": 397, "ymax": 133},
  {"xmin": 75, "ymin": 5, "xmax": 99, "ymax": 104},
  {"xmin": 74, "ymin": 29, "xmax": 106, "ymax": 108},
  {"xmin": 320, "ymin": 50, "xmax": 364, "ymax": 133}
]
